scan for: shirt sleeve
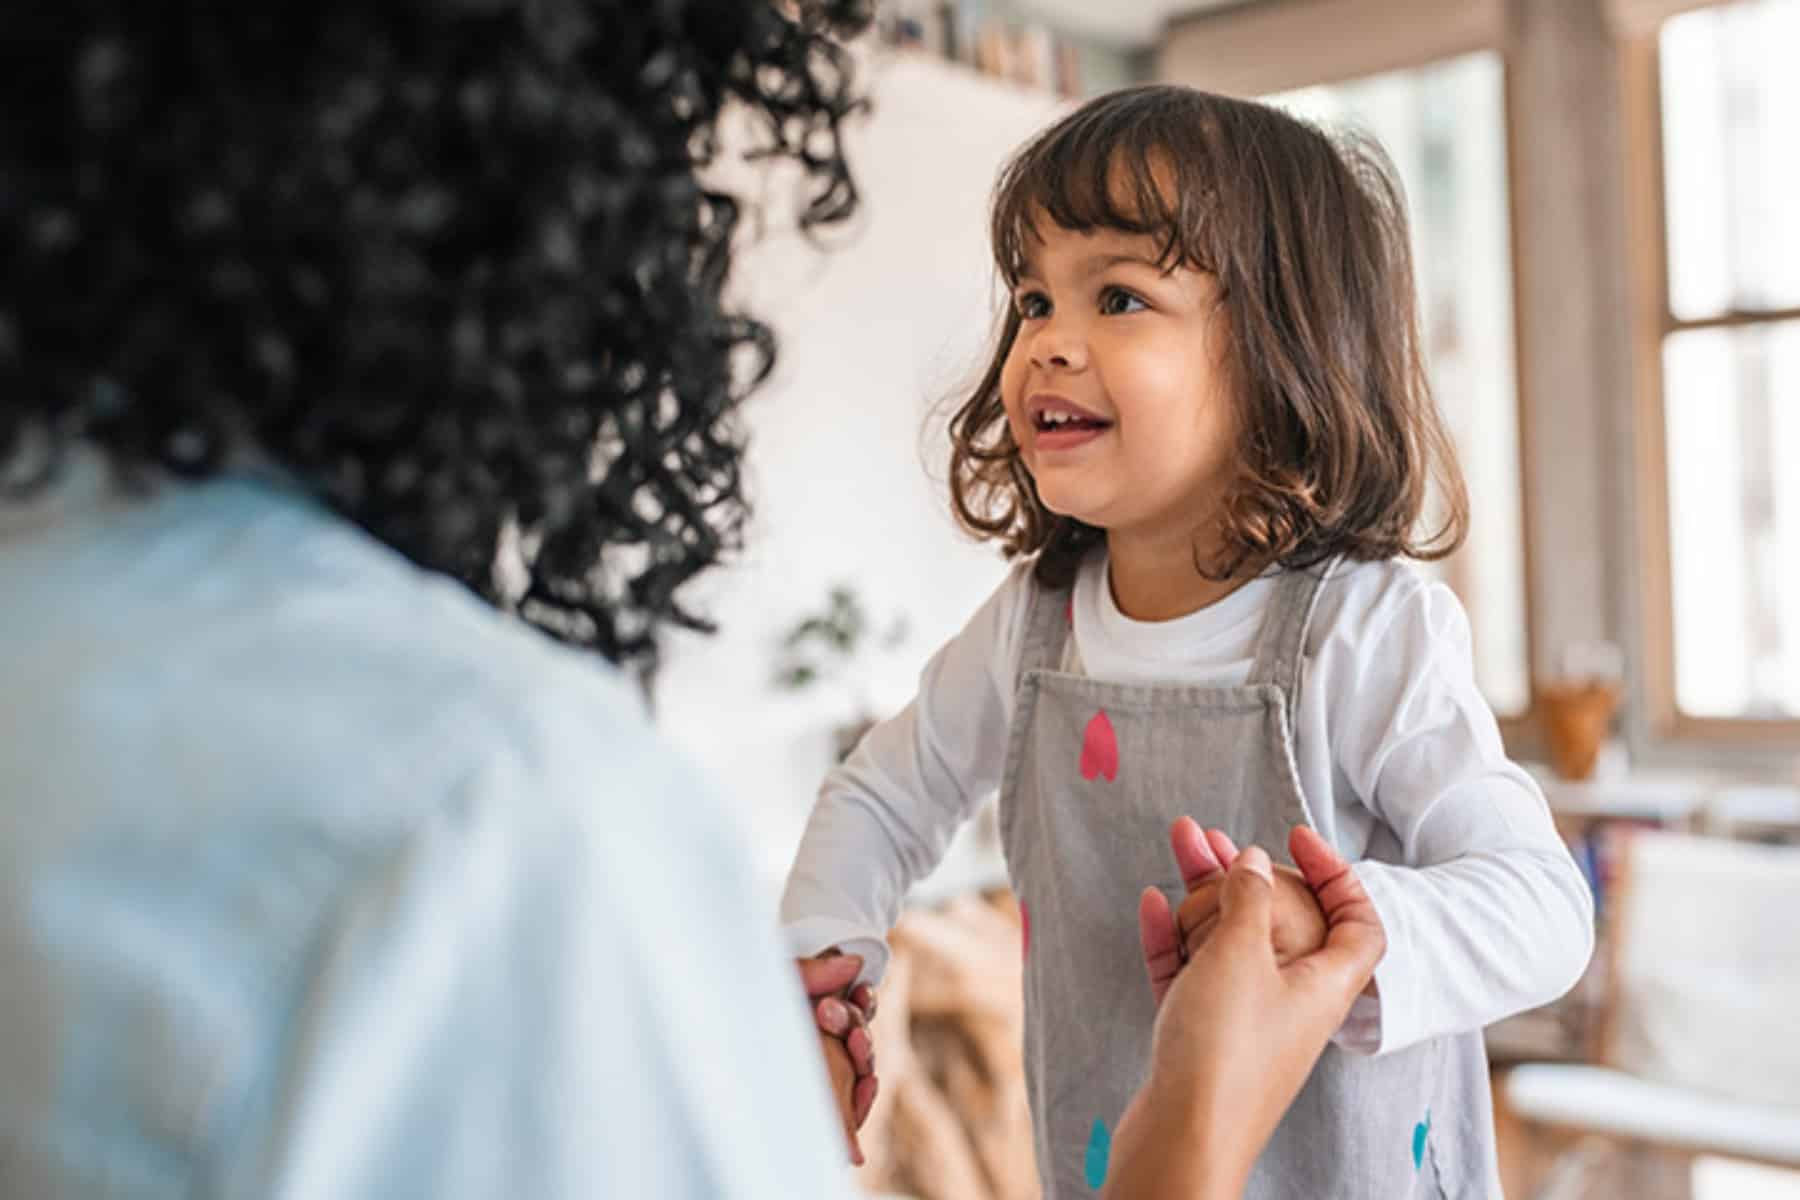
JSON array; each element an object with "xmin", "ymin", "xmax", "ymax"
[
  {"xmin": 222, "ymin": 725, "xmax": 855, "ymax": 1200},
  {"xmin": 779, "ymin": 566, "xmax": 1031, "ymax": 984},
  {"xmin": 1326, "ymin": 578, "xmax": 1596, "ymax": 1056}
]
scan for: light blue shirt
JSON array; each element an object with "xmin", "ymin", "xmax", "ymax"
[{"xmin": 0, "ymin": 455, "xmax": 849, "ymax": 1198}]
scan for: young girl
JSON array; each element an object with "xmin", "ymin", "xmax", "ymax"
[{"xmin": 784, "ymin": 85, "xmax": 1594, "ymax": 1198}]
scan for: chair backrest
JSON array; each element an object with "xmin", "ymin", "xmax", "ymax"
[{"xmin": 1602, "ymin": 829, "xmax": 1800, "ymax": 1108}]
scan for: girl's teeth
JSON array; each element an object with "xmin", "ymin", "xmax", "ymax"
[{"xmin": 1034, "ymin": 407, "xmax": 1109, "ymax": 432}]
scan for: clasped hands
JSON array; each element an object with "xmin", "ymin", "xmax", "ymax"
[
  {"xmin": 1142, "ymin": 821, "xmax": 1328, "ymax": 1008},
  {"xmin": 799, "ymin": 821, "xmax": 1366, "ymax": 1170}
]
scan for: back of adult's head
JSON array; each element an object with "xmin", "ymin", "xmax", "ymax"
[{"xmin": 0, "ymin": 0, "xmax": 869, "ymax": 668}]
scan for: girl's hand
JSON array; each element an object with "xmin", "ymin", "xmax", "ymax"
[
  {"xmin": 796, "ymin": 950, "xmax": 880, "ymax": 1164},
  {"xmin": 1167, "ymin": 821, "xmax": 1327, "ymax": 969},
  {"xmin": 1176, "ymin": 866, "xmax": 1327, "ymax": 967}
]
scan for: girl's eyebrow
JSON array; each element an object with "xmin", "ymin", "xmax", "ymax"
[
  {"xmin": 1016, "ymin": 250, "xmax": 1166, "ymax": 285},
  {"xmin": 1077, "ymin": 252, "xmax": 1162, "ymax": 274}
]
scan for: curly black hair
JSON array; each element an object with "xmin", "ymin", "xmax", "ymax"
[{"xmin": 0, "ymin": 0, "xmax": 869, "ymax": 668}]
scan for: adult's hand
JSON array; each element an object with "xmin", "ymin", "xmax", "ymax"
[{"xmin": 1103, "ymin": 825, "xmax": 1388, "ymax": 1200}]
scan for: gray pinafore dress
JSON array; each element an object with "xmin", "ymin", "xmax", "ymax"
[{"xmin": 997, "ymin": 564, "xmax": 1499, "ymax": 1198}]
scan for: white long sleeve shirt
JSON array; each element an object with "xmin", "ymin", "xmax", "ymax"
[{"xmin": 782, "ymin": 553, "xmax": 1595, "ymax": 1057}]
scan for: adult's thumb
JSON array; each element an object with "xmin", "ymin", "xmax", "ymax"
[{"xmin": 1215, "ymin": 845, "xmax": 1276, "ymax": 945}]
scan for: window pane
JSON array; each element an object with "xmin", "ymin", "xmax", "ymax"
[
  {"xmin": 1269, "ymin": 53, "xmax": 1530, "ymax": 715},
  {"xmin": 1661, "ymin": 0, "xmax": 1800, "ymax": 321},
  {"xmin": 1665, "ymin": 318, "xmax": 1800, "ymax": 717}
]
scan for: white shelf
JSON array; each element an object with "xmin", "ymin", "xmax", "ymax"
[
  {"xmin": 1527, "ymin": 763, "xmax": 1719, "ymax": 822},
  {"xmin": 1525, "ymin": 763, "xmax": 1800, "ymax": 837}
]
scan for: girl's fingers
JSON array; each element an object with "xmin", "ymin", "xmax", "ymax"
[
  {"xmin": 847, "ymin": 1025, "xmax": 875, "ymax": 1077},
  {"xmin": 1205, "ymin": 828, "xmax": 1239, "ymax": 869},
  {"xmin": 802, "ymin": 951, "xmax": 878, "ymax": 1060},
  {"xmin": 1170, "ymin": 816, "xmax": 1223, "ymax": 891},
  {"xmin": 797, "ymin": 952, "xmax": 864, "ymax": 999},
  {"xmin": 1137, "ymin": 885, "xmax": 1183, "ymax": 1007},
  {"xmin": 814, "ymin": 995, "xmax": 851, "ymax": 1037}
]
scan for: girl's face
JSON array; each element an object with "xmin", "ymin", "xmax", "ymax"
[{"xmin": 1001, "ymin": 222, "xmax": 1239, "ymax": 552}]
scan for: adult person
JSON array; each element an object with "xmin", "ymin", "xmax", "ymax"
[{"xmin": 3, "ymin": 4, "xmax": 870, "ymax": 1194}]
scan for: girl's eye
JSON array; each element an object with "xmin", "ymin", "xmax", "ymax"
[
  {"xmin": 1016, "ymin": 291, "xmax": 1051, "ymax": 320},
  {"xmin": 1099, "ymin": 286, "xmax": 1147, "ymax": 316}
]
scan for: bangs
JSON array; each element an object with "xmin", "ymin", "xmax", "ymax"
[{"xmin": 990, "ymin": 85, "xmax": 1236, "ymax": 284}]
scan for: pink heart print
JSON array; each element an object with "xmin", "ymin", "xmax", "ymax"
[{"xmin": 1079, "ymin": 709, "xmax": 1119, "ymax": 782}]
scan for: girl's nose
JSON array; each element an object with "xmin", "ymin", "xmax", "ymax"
[{"xmin": 1028, "ymin": 317, "xmax": 1087, "ymax": 372}]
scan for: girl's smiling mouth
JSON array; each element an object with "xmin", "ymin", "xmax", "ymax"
[{"xmin": 1028, "ymin": 393, "xmax": 1114, "ymax": 450}]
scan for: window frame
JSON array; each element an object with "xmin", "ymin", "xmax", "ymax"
[
  {"xmin": 1495, "ymin": 54, "xmax": 1545, "ymax": 749},
  {"xmin": 1618, "ymin": 28, "xmax": 1800, "ymax": 747}
]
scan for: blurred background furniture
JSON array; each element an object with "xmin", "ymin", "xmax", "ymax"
[
  {"xmin": 856, "ymin": 889, "xmax": 1037, "ymax": 1200},
  {"xmin": 1505, "ymin": 830, "xmax": 1800, "ymax": 1198}
]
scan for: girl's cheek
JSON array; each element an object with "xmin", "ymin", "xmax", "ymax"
[
  {"xmin": 1004, "ymin": 408, "xmax": 1033, "ymax": 460},
  {"xmin": 999, "ymin": 366, "xmax": 1028, "ymax": 432},
  {"xmin": 999, "ymin": 350, "xmax": 1026, "ymax": 398}
]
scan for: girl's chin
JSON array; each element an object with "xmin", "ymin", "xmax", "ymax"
[{"xmin": 1036, "ymin": 492, "xmax": 1107, "ymax": 527}]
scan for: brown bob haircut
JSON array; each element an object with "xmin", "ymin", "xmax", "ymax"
[{"xmin": 948, "ymin": 84, "xmax": 1469, "ymax": 588}]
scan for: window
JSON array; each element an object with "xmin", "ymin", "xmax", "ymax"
[
  {"xmin": 1270, "ymin": 52, "xmax": 1532, "ymax": 716},
  {"xmin": 1633, "ymin": 0, "xmax": 1800, "ymax": 726}
]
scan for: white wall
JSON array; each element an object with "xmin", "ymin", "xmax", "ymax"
[{"xmin": 656, "ymin": 54, "xmax": 1068, "ymax": 888}]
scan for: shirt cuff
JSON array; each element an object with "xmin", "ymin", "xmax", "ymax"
[
  {"xmin": 1331, "ymin": 993, "xmax": 1385, "ymax": 1055},
  {"xmin": 782, "ymin": 916, "xmax": 892, "ymax": 988},
  {"xmin": 1341, "ymin": 860, "xmax": 1420, "ymax": 1057}
]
